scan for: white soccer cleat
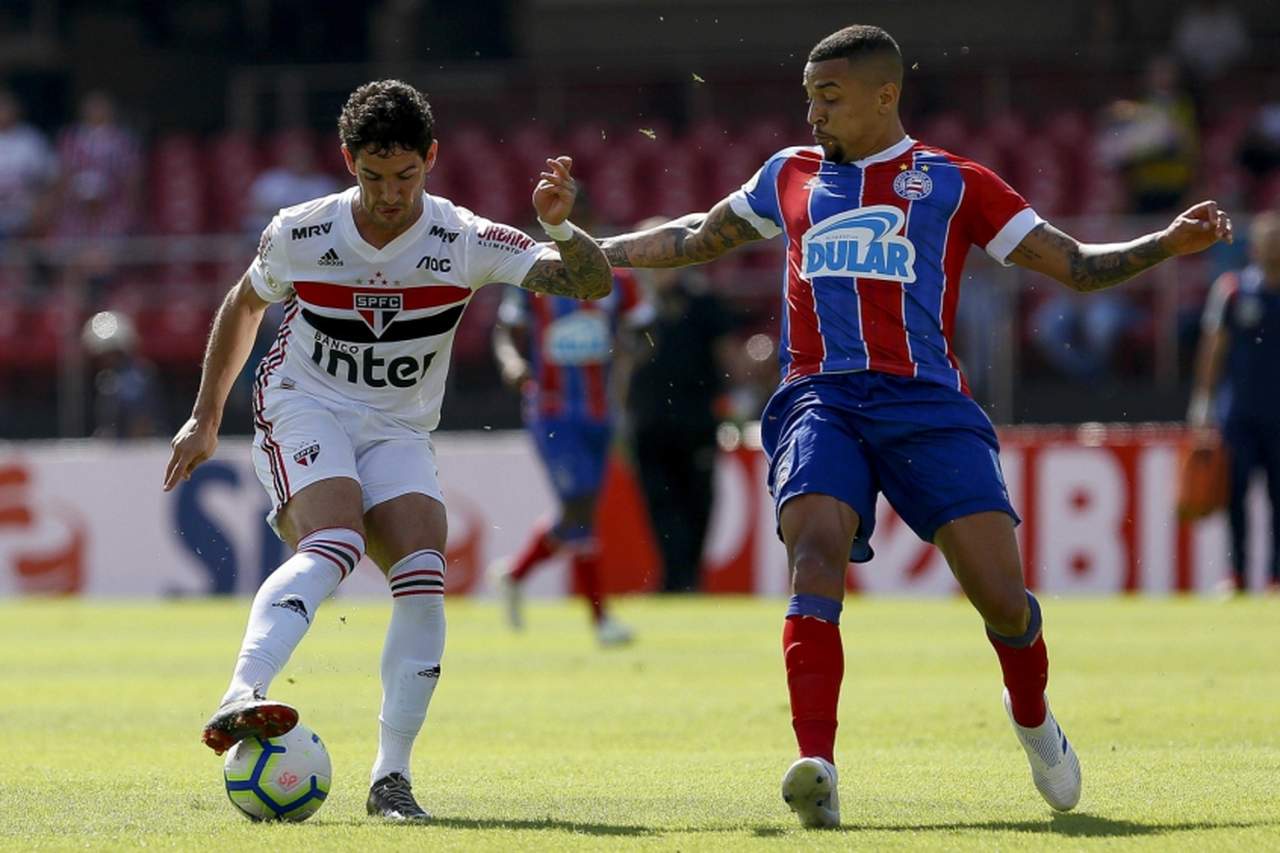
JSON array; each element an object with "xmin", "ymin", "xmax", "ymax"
[
  {"xmin": 781, "ymin": 756, "xmax": 840, "ymax": 828},
  {"xmin": 487, "ymin": 559, "xmax": 524, "ymax": 631},
  {"xmin": 595, "ymin": 616, "xmax": 634, "ymax": 647},
  {"xmin": 1004, "ymin": 689, "xmax": 1082, "ymax": 811}
]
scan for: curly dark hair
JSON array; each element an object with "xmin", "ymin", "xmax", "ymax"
[
  {"xmin": 809, "ymin": 25, "xmax": 903, "ymax": 83},
  {"xmin": 338, "ymin": 79, "xmax": 434, "ymax": 158}
]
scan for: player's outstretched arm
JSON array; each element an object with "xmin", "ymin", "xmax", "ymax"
[
  {"xmin": 521, "ymin": 156, "xmax": 612, "ymax": 300},
  {"xmin": 163, "ymin": 273, "xmax": 270, "ymax": 491},
  {"xmin": 1008, "ymin": 201, "xmax": 1233, "ymax": 292},
  {"xmin": 600, "ymin": 197, "xmax": 765, "ymax": 269}
]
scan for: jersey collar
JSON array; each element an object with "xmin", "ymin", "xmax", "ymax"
[
  {"xmin": 339, "ymin": 186, "xmax": 434, "ymax": 262},
  {"xmin": 844, "ymin": 135, "xmax": 916, "ymax": 168}
]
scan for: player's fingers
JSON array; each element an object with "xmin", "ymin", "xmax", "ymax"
[
  {"xmin": 546, "ymin": 157, "xmax": 572, "ymax": 178},
  {"xmin": 163, "ymin": 451, "xmax": 186, "ymax": 491}
]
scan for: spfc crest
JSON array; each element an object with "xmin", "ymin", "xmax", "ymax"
[
  {"xmin": 293, "ymin": 442, "xmax": 321, "ymax": 466},
  {"xmin": 354, "ymin": 292, "xmax": 402, "ymax": 338}
]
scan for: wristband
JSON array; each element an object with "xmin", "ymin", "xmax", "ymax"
[{"xmin": 538, "ymin": 218, "xmax": 573, "ymax": 241}]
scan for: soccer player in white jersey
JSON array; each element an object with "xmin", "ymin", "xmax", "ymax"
[{"xmin": 162, "ymin": 80, "xmax": 612, "ymax": 821}]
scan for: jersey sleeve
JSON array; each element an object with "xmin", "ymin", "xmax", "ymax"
[
  {"xmin": 614, "ymin": 269, "xmax": 656, "ymax": 329},
  {"xmin": 957, "ymin": 159, "xmax": 1044, "ymax": 266},
  {"xmin": 461, "ymin": 215, "xmax": 554, "ymax": 289},
  {"xmin": 726, "ymin": 151, "xmax": 789, "ymax": 240},
  {"xmin": 1200, "ymin": 272, "xmax": 1238, "ymax": 332},
  {"xmin": 247, "ymin": 215, "xmax": 294, "ymax": 302}
]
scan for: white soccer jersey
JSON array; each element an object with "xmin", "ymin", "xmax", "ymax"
[{"xmin": 249, "ymin": 187, "xmax": 552, "ymax": 431}]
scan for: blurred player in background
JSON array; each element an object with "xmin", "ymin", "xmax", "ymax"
[
  {"xmin": 162, "ymin": 79, "xmax": 612, "ymax": 821},
  {"xmin": 602, "ymin": 24, "xmax": 1233, "ymax": 828},
  {"xmin": 626, "ymin": 217, "xmax": 740, "ymax": 593},
  {"xmin": 489, "ymin": 215, "xmax": 652, "ymax": 644},
  {"xmin": 1189, "ymin": 210, "xmax": 1280, "ymax": 594}
]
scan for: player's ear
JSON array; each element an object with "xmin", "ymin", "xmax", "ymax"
[
  {"xmin": 341, "ymin": 144, "xmax": 357, "ymax": 177},
  {"xmin": 877, "ymin": 82, "xmax": 899, "ymax": 115},
  {"xmin": 424, "ymin": 139, "xmax": 439, "ymax": 173}
]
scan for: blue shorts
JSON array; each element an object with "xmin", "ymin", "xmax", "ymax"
[
  {"xmin": 760, "ymin": 372, "xmax": 1019, "ymax": 563},
  {"xmin": 528, "ymin": 417, "xmax": 613, "ymax": 502}
]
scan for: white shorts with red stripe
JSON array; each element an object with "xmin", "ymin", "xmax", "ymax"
[{"xmin": 251, "ymin": 387, "xmax": 444, "ymax": 538}]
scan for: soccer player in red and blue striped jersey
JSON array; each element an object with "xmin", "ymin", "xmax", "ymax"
[
  {"xmin": 491, "ymin": 270, "xmax": 652, "ymax": 644},
  {"xmin": 602, "ymin": 24, "xmax": 1233, "ymax": 827}
]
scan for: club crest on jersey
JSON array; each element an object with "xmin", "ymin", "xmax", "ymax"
[
  {"xmin": 293, "ymin": 442, "xmax": 320, "ymax": 466},
  {"xmin": 893, "ymin": 168, "xmax": 933, "ymax": 200},
  {"xmin": 801, "ymin": 205, "xmax": 917, "ymax": 284},
  {"xmin": 354, "ymin": 292, "xmax": 402, "ymax": 338}
]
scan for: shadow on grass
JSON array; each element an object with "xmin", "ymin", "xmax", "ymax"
[
  {"xmin": 750, "ymin": 814, "xmax": 1280, "ymax": 837},
  {"xmin": 428, "ymin": 816, "xmax": 656, "ymax": 836}
]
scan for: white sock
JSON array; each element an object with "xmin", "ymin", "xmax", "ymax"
[
  {"xmin": 371, "ymin": 549, "xmax": 447, "ymax": 784},
  {"xmin": 220, "ymin": 527, "xmax": 365, "ymax": 705}
]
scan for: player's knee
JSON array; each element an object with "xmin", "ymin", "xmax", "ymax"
[
  {"xmin": 790, "ymin": 548, "xmax": 846, "ymax": 596},
  {"xmin": 983, "ymin": 590, "xmax": 1031, "ymax": 638}
]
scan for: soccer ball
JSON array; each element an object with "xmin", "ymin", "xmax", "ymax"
[{"xmin": 223, "ymin": 723, "xmax": 331, "ymax": 821}]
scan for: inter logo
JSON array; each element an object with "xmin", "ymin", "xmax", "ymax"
[
  {"xmin": 354, "ymin": 292, "xmax": 402, "ymax": 338},
  {"xmin": 893, "ymin": 169, "xmax": 933, "ymax": 200},
  {"xmin": 800, "ymin": 206, "xmax": 917, "ymax": 284}
]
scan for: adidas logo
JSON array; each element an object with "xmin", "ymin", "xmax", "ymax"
[{"xmin": 317, "ymin": 248, "xmax": 343, "ymax": 266}]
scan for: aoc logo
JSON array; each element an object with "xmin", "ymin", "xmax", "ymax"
[{"xmin": 801, "ymin": 206, "xmax": 917, "ymax": 284}]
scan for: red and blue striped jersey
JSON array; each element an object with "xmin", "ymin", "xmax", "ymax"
[
  {"xmin": 498, "ymin": 269, "xmax": 652, "ymax": 424},
  {"xmin": 727, "ymin": 136, "xmax": 1042, "ymax": 394}
]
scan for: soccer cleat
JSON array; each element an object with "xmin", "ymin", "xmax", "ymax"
[
  {"xmin": 781, "ymin": 756, "xmax": 840, "ymax": 828},
  {"xmin": 201, "ymin": 693, "xmax": 298, "ymax": 756},
  {"xmin": 1004, "ymin": 689, "xmax": 1082, "ymax": 811},
  {"xmin": 595, "ymin": 616, "xmax": 634, "ymax": 647},
  {"xmin": 367, "ymin": 772, "xmax": 431, "ymax": 822},
  {"xmin": 488, "ymin": 559, "xmax": 524, "ymax": 631}
]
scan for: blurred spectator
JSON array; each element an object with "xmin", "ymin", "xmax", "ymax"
[
  {"xmin": 54, "ymin": 91, "xmax": 140, "ymax": 240},
  {"xmin": 0, "ymin": 88, "xmax": 57, "ymax": 239},
  {"xmin": 1097, "ymin": 55, "xmax": 1198, "ymax": 215},
  {"xmin": 1031, "ymin": 288, "xmax": 1138, "ymax": 382},
  {"xmin": 80, "ymin": 310, "xmax": 160, "ymax": 439},
  {"xmin": 1080, "ymin": 0, "xmax": 1136, "ymax": 71},
  {"xmin": 243, "ymin": 131, "xmax": 340, "ymax": 235},
  {"xmin": 1171, "ymin": 1, "xmax": 1249, "ymax": 85},
  {"xmin": 628, "ymin": 222, "xmax": 739, "ymax": 592},
  {"xmin": 724, "ymin": 332, "xmax": 780, "ymax": 423},
  {"xmin": 1238, "ymin": 77, "xmax": 1280, "ymax": 181},
  {"xmin": 53, "ymin": 92, "xmax": 141, "ymax": 307},
  {"xmin": 1188, "ymin": 211, "xmax": 1280, "ymax": 593}
]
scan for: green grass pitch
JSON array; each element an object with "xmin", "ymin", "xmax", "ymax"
[{"xmin": 1, "ymin": 596, "xmax": 1277, "ymax": 850}]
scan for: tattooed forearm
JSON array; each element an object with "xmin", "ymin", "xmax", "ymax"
[
  {"xmin": 1066, "ymin": 235, "xmax": 1171, "ymax": 291},
  {"xmin": 1009, "ymin": 222, "xmax": 1172, "ymax": 292},
  {"xmin": 521, "ymin": 224, "xmax": 612, "ymax": 299},
  {"xmin": 600, "ymin": 201, "xmax": 763, "ymax": 268}
]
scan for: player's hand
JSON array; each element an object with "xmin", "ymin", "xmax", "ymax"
[
  {"xmin": 163, "ymin": 417, "xmax": 219, "ymax": 491},
  {"xmin": 1160, "ymin": 201, "xmax": 1233, "ymax": 256},
  {"xmin": 532, "ymin": 156, "xmax": 577, "ymax": 226}
]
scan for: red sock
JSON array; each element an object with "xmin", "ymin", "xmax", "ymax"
[
  {"xmin": 988, "ymin": 633, "xmax": 1049, "ymax": 727},
  {"xmin": 782, "ymin": 616, "xmax": 843, "ymax": 763},
  {"xmin": 509, "ymin": 524, "xmax": 559, "ymax": 582},
  {"xmin": 571, "ymin": 548, "xmax": 605, "ymax": 623}
]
